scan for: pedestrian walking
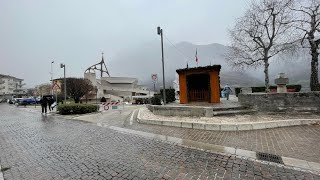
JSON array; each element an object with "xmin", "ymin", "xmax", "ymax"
[
  {"xmin": 40, "ymin": 97, "xmax": 48, "ymax": 114},
  {"xmin": 48, "ymin": 97, "xmax": 54, "ymax": 111},
  {"xmin": 223, "ymin": 84, "xmax": 232, "ymax": 100}
]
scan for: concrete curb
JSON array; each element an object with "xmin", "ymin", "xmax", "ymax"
[
  {"xmin": 137, "ymin": 109, "xmax": 320, "ymax": 131},
  {"xmin": 136, "ymin": 108, "xmax": 141, "ymax": 123},
  {"xmin": 108, "ymin": 125, "xmax": 320, "ymax": 175}
]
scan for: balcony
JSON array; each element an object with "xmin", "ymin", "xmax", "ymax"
[
  {"xmin": 0, "ymin": 80, "xmax": 4, "ymax": 84},
  {"xmin": 0, "ymin": 86, "xmax": 5, "ymax": 90},
  {"xmin": 8, "ymin": 82, "xmax": 16, "ymax": 86}
]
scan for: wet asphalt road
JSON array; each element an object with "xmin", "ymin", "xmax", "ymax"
[{"xmin": 0, "ymin": 104, "xmax": 319, "ymax": 180}]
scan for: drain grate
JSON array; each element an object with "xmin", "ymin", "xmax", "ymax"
[{"xmin": 256, "ymin": 152, "xmax": 284, "ymax": 164}]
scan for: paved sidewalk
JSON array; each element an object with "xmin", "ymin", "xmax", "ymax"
[
  {"xmin": 127, "ymin": 117, "xmax": 320, "ymax": 164},
  {"xmin": 139, "ymin": 107, "xmax": 320, "ymax": 124}
]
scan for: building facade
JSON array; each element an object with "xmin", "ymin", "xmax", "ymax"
[
  {"xmin": 0, "ymin": 74, "xmax": 26, "ymax": 99},
  {"xmin": 85, "ymin": 72, "xmax": 154, "ymax": 103}
]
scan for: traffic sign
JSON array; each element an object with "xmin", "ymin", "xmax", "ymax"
[{"xmin": 151, "ymin": 74, "xmax": 158, "ymax": 82}]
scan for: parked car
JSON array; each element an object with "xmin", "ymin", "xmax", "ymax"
[
  {"xmin": 16, "ymin": 99, "xmax": 28, "ymax": 106},
  {"xmin": 13, "ymin": 98, "xmax": 24, "ymax": 105},
  {"xmin": 22, "ymin": 98, "xmax": 37, "ymax": 104}
]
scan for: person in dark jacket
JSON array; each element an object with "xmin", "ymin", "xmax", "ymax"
[
  {"xmin": 40, "ymin": 97, "xmax": 48, "ymax": 114},
  {"xmin": 48, "ymin": 97, "xmax": 54, "ymax": 111}
]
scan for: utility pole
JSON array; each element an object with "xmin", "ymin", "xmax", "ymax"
[
  {"xmin": 157, "ymin": 26, "xmax": 166, "ymax": 105},
  {"xmin": 60, "ymin": 63, "xmax": 66, "ymax": 102}
]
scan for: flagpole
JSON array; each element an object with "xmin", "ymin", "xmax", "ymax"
[{"xmin": 195, "ymin": 48, "xmax": 198, "ymax": 67}]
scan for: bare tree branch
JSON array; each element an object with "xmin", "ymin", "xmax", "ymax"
[
  {"xmin": 226, "ymin": 0, "xmax": 295, "ymax": 91},
  {"xmin": 292, "ymin": 0, "xmax": 320, "ymax": 90}
]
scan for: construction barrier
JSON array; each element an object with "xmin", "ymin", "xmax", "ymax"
[{"xmin": 100, "ymin": 102, "xmax": 124, "ymax": 111}]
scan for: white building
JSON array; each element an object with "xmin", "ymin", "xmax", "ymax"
[
  {"xmin": 85, "ymin": 72, "xmax": 154, "ymax": 103},
  {"xmin": 0, "ymin": 74, "xmax": 26, "ymax": 99},
  {"xmin": 173, "ymin": 73, "xmax": 180, "ymax": 100}
]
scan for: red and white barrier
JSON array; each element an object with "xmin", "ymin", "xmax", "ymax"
[{"xmin": 100, "ymin": 102, "xmax": 123, "ymax": 111}]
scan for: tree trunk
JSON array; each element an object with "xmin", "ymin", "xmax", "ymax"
[
  {"xmin": 310, "ymin": 47, "xmax": 320, "ymax": 91},
  {"xmin": 264, "ymin": 59, "xmax": 270, "ymax": 92}
]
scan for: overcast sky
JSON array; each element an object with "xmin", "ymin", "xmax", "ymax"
[{"xmin": 0, "ymin": 0, "xmax": 249, "ymax": 87}]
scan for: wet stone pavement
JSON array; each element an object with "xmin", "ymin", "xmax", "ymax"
[
  {"xmin": 125, "ymin": 120, "xmax": 320, "ymax": 164},
  {"xmin": 0, "ymin": 105, "xmax": 320, "ymax": 180}
]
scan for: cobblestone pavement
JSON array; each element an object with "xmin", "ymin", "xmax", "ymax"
[
  {"xmin": 1, "ymin": 104, "xmax": 320, "ymax": 179},
  {"xmin": 126, "ymin": 116, "xmax": 320, "ymax": 164}
]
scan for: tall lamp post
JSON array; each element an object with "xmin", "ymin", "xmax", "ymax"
[
  {"xmin": 95, "ymin": 86, "xmax": 98, "ymax": 104},
  {"xmin": 157, "ymin": 26, "xmax": 166, "ymax": 105},
  {"xmin": 50, "ymin": 61, "xmax": 54, "ymax": 95},
  {"xmin": 60, "ymin": 63, "xmax": 66, "ymax": 102}
]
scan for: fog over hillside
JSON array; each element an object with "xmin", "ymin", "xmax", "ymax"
[{"xmin": 108, "ymin": 41, "xmax": 314, "ymax": 91}]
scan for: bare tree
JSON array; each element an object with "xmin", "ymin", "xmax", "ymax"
[
  {"xmin": 35, "ymin": 83, "xmax": 51, "ymax": 96},
  {"xmin": 26, "ymin": 88, "xmax": 36, "ymax": 96},
  {"xmin": 227, "ymin": 0, "xmax": 295, "ymax": 91},
  {"xmin": 62, "ymin": 78, "xmax": 94, "ymax": 103},
  {"xmin": 292, "ymin": 0, "xmax": 320, "ymax": 91}
]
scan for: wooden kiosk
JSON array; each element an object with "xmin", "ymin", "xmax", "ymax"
[{"xmin": 176, "ymin": 65, "xmax": 221, "ymax": 104}]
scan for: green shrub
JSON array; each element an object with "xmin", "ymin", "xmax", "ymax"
[
  {"xmin": 57, "ymin": 104, "xmax": 99, "ymax": 115},
  {"xmin": 160, "ymin": 88, "xmax": 176, "ymax": 103},
  {"xmin": 151, "ymin": 94, "xmax": 162, "ymax": 105},
  {"xmin": 235, "ymin": 87, "xmax": 241, "ymax": 97},
  {"xmin": 287, "ymin": 85, "xmax": 302, "ymax": 92}
]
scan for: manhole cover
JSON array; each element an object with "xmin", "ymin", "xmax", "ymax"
[{"xmin": 256, "ymin": 152, "xmax": 284, "ymax": 164}]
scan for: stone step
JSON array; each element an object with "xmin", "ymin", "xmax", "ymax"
[
  {"xmin": 212, "ymin": 106, "xmax": 247, "ymax": 111},
  {"xmin": 212, "ymin": 109, "xmax": 256, "ymax": 116}
]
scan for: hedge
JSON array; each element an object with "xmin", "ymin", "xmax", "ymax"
[
  {"xmin": 160, "ymin": 88, "xmax": 176, "ymax": 103},
  {"xmin": 151, "ymin": 94, "xmax": 162, "ymax": 105},
  {"xmin": 57, "ymin": 104, "xmax": 99, "ymax": 115},
  {"xmin": 235, "ymin": 85, "xmax": 302, "ymax": 96}
]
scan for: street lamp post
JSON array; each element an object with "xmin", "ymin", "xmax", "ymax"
[
  {"xmin": 60, "ymin": 63, "xmax": 66, "ymax": 102},
  {"xmin": 51, "ymin": 61, "xmax": 54, "ymax": 95},
  {"xmin": 157, "ymin": 26, "xmax": 166, "ymax": 105},
  {"xmin": 95, "ymin": 86, "xmax": 98, "ymax": 104}
]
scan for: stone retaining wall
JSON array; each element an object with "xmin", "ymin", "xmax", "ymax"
[
  {"xmin": 238, "ymin": 92, "xmax": 320, "ymax": 112},
  {"xmin": 147, "ymin": 104, "xmax": 207, "ymax": 117}
]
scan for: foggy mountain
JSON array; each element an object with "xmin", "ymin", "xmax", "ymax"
[{"xmin": 108, "ymin": 41, "xmax": 313, "ymax": 91}]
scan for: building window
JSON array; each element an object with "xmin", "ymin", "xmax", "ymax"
[{"xmin": 103, "ymin": 90, "xmax": 107, "ymax": 94}]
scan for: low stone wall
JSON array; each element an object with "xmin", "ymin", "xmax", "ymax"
[
  {"xmin": 147, "ymin": 105, "xmax": 207, "ymax": 117},
  {"xmin": 238, "ymin": 92, "xmax": 320, "ymax": 112}
]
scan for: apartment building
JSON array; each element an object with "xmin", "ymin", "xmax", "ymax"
[{"xmin": 0, "ymin": 74, "xmax": 26, "ymax": 99}]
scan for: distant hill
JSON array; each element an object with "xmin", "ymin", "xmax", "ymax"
[{"xmin": 108, "ymin": 41, "xmax": 314, "ymax": 90}]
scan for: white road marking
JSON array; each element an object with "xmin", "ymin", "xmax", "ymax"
[{"xmin": 130, "ymin": 109, "xmax": 137, "ymax": 125}]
